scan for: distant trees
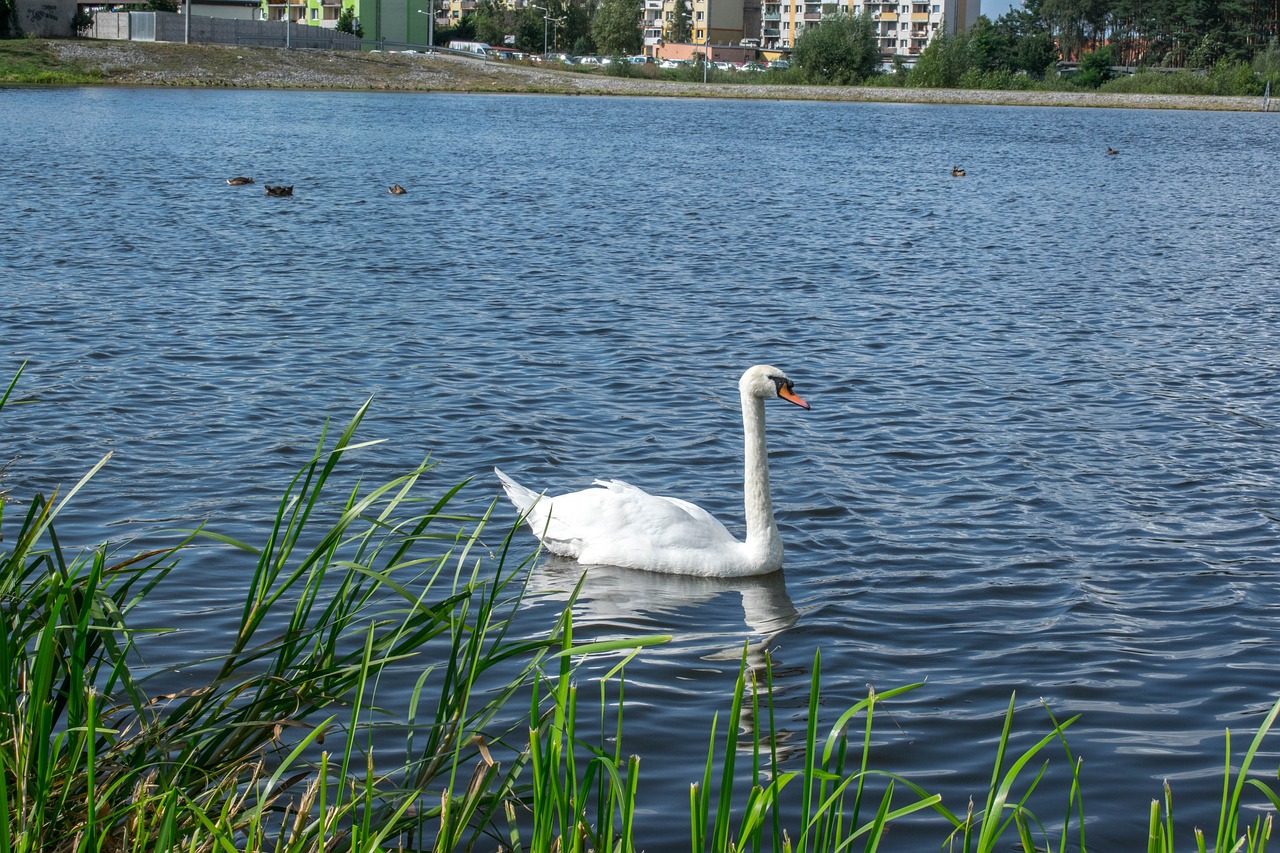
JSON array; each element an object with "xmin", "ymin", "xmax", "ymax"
[
  {"xmin": 792, "ymin": 12, "xmax": 881, "ymax": 83},
  {"xmin": 591, "ymin": 0, "xmax": 641, "ymax": 55},
  {"xmin": 905, "ymin": 12, "xmax": 1058, "ymax": 88}
]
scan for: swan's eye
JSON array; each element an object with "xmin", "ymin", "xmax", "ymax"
[{"xmin": 769, "ymin": 376, "xmax": 790, "ymax": 394}]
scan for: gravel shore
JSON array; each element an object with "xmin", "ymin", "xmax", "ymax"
[{"xmin": 47, "ymin": 38, "xmax": 1275, "ymax": 111}]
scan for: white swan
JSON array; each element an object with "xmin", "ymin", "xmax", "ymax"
[{"xmin": 494, "ymin": 365, "xmax": 810, "ymax": 577}]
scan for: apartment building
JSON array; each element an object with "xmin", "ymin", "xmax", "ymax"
[
  {"xmin": 761, "ymin": 0, "xmax": 975, "ymax": 51},
  {"xmin": 647, "ymin": 0, "xmax": 975, "ymax": 61}
]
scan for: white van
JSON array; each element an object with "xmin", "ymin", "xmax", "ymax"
[{"xmin": 446, "ymin": 40, "xmax": 494, "ymax": 56}]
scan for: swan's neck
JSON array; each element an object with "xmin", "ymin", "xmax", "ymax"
[{"xmin": 741, "ymin": 391, "xmax": 782, "ymax": 569}]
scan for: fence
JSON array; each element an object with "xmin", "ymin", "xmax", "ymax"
[{"xmin": 89, "ymin": 10, "xmax": 361, "ymax": 49}]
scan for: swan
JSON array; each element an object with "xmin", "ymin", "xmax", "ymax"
[{"xmin": 495, "ymin": 365, "xmax": 810, "ymax": 578}]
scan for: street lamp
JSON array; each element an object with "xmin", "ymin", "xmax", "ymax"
[
  {"xmin": 530, "ymin": 4, "xmax": 550, "ymax": 57},
  {"xmin": 416, "ymin": 4, "xmax": 434, "ymax": 52},
  {"xmin": 551, "ymin": 16, "xmax": 563, "ymax": 53},
  {"xmin": 702, "ymin": 0, "xmax": 710, "ymax": 82}
]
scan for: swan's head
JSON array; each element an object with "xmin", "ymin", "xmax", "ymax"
[{"xmin": 740, "ymin": 365, "xmax": 810, "ymax": 410}]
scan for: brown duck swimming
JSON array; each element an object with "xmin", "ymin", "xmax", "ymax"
[
  {"xmin": 389, "ymin": 184, "xmax": 407, "ymax": 194},
  {"xmin": 951, "ymin": 166, "xmax": 966, "ymax": 177},
  {"xmin": 1107, "ymin": 147, "xmax": 1119, "ymax": 155},
  {"xmin": 265, "ymin": 185, "xmax": 294, "ymax": 197},
  {"xmin": 227, "ymin": 176, "xmax": 254, "ymax": 185}
]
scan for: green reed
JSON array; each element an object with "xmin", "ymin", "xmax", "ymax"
[{"xmin": 5, "ymin": 365, "xmax": 1280, "ymax": 852}]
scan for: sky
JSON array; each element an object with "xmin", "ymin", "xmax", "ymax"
[{"xmin": 980, "ymin": 0, "xmax": 1021, "ymax": 18}]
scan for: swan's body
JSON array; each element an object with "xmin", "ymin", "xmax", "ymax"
[{"xmin": 495, "ymin": 365, "xmax": 809, "ymax": 577}]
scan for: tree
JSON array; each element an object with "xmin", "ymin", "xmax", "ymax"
[
  {"xmin": 669, "ymin": 0, "xmax": 691, "ymax": 43},
  {"xmin": 516, "ymin": 5, "xmax": 544, "ymax": 51},
  {"xmin": 591, "ymin": 0, "xmax": 641, "ymax": 56},
  {"xmin": 1073, "ymin": 42, "xmax": 1115, "ymax": 85},
  {"xmin": 336, "ymin": 3, "xmax": 364, "ymax": 37},
  {"xmin": 2, "ymin": 0, "xmax": 21, "ymax": 38},
  {"xmin": 907, "ymin": 28, "xmax": 973, "ymax": 86},
  {"xmin": 792, "ymin": 12, "xmax": 880, "ymax": 84}
]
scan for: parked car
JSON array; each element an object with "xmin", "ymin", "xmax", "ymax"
[
  {"xmin": 713, "ymin": 60, "xmax": 734, "ymax": 71},
  {"xmin": 577, "ymin": 55, "xmax": 600, "ymax": 65},
  {"xmin": 767, "ymin": 59, "xmax": 791, "ymax": 69},
  {"xmin": 657, "ymin": 58, "xmax": 684, "ymax": 68},
  {"xmin": 628, "ymin": 54, "xmax": 654, "ymax": 64}
]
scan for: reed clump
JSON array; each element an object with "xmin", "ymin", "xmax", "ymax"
[{"xmin": 3, "ymin": 365, "xmax": 1279, "ymax": 852}]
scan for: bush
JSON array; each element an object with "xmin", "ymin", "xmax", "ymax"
[
  {"xmin": 792, "ymin": 11, "xmax": 880, "ymax": 85},
  {"xmin": 1101, "ymin": 68, "xmax": 1213, "ymax": 94},
  {"xmin": 1073, "ymin": 43, "xmax": 1114, "ymax": 89},
  {"xmin": 1254, "ymin": 37, "xmax": 1280, "ymax": 89},
  {"xmin": 1208, "ymin": 58, "xmax": 1262, "ymax": 95}
]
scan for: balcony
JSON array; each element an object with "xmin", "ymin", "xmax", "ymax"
[
  {"xmin": 803, "ymin": 10, "xmax": 821, "ymax": 18},
  {"xmin": 763, "ymin": 26, "xmax": 780, "ymax": 34},
  {"xmin": 762, "ymin": 11, "xmax": 780, "ymax": 18}
]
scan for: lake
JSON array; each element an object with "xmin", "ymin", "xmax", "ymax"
[{"xmin": 3, "ymin": 84, "xmax": 1280, "ymax": 849}]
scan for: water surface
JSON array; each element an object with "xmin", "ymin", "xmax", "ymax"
[{"xmin": 4, "ymin": 86, "xmax": 1280, "ymax": 849}]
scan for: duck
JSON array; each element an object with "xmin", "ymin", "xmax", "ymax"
[
  {"xmin": 951, "ymin": 166, "xmax": 966, "ymax": 177},
  {"xmin": 226, "ymin": 176, "xmax": 254, "ymax": 185},
  {"xmin": 1107, "ymin": 147, "xmax": 1119, "ymax": 155},
  {"xmin": 389, "ymin": 184, "xmax": 407, "ymax": 194},
  {"xmin": 495, "ymin": 365, "xmax": 810, "ymax": 578},
  {"xmin": 264, "ymin": 185, "xmax": 294, "ymax": 197}
]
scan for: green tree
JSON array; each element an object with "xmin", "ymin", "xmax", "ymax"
[
  {"xmin": 336, "ymin": 3, "xmax": 364, "ymax": 37},
  {"xmin": 471, "ymin": 0, "xmax": 515, "ymax": 45},
  {"xmin": 792, "ymin": 12, "xmax": 880, "ymax": 84},
  {"xmin": 908, "ymin": 29, "xmax": 972, "ymax": 87},
  {"xmin": 517, "ymin": 5, "xmax": 544, "ymax": 51},
  {"xmin": 669, "ymin": 0, "xmax": 691, "ymax": 42},
  {"xmin": 591, "ymin": 0, "xmax": 641, "ymax": 55},
  {"xmin": 1073, "ymin": 42, "xmax": 1114, "ymax": 86},
  {"xmin": 0, "ymin": 0, "xmax": 17, "ymax": 39}
]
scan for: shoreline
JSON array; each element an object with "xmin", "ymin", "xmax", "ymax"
[{"xmin": 35, "ymin": 39, "xmax": 1278, "ymax": 111}]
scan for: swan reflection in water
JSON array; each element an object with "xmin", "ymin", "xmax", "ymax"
[{"xmin": 524, "ymin": 556, "xmax": 800, "ymax": 670}]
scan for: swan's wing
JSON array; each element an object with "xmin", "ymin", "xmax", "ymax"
[{"xmin": 497, "ymin": 472, "xmax": 740, "ymax": 565}]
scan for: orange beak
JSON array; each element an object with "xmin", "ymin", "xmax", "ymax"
[{"xmin": 779, "ymin": 387, "xmax": 810, "ymax": 410}]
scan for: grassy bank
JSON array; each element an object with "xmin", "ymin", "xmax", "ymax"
[
  {"xmin": 2, "ymin": 37, "xmax": 1271, "ymax": 109},
  {"xmin": 0, "ymin": 40, "xmax": 103, "ymax": 84},
  {"xmin": 3, "ymin": 365, "xmax": 1280, "ymax": 851}
]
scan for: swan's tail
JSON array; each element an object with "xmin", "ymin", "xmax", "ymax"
[{"xmin": 494, "ymin": 467, "xmax": 541, "ymax": 517}]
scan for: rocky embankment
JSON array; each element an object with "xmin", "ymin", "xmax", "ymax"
[{"xmin": 46, "ymin": 38, "xmax": 1272, "ymax": 110}]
